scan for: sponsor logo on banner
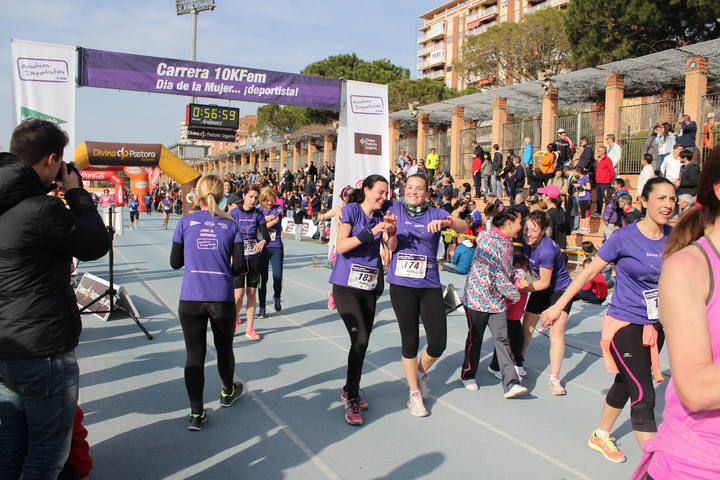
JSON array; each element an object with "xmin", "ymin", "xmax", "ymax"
[
  {"xmin": 135, "ymin": 181, "xmax": 148, "ymax": 189},
  {"xmin": 86, "ymin": 142, "xmax": 162, "ymax": 167},
  {"xmin": 19, "ymin": 106, "xmax": 67, "ymax": 124},
  {"xmin": 354, "ymin": 133, "xmax": 382, "ymax": 156},
  {"xmin": 16, "ymin": 58, "xmax": 70, "ymax": 83},
  {"xmin": 350, "ymin": 95, "xmax": 384, "ymax": 115}
]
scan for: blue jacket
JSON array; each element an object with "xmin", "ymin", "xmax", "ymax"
[{"xmin": 451, "ymin": 241, "xmax": 475, "ymax": 275}]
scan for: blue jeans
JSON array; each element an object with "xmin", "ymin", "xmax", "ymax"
[
  {"xmin": 656, "ymin": 153, "xmax": 668, "ymax": 172},
  {"xmin": 482, "ymin": 174, "xmax": 492, "ymax": 195},
  {"xmin": 0, "ymin": 351, "xmax": 79, "ymax": 480},
  {"xmin": 259, "ymin": 246, "xmax": 284, "ymax": 307},
  {"xmin": 493, "ymin": 174, "xmax": 503, "ymax": 197},
  {"xmin": 569, "ymin": 196, "xmax": 580, "ymax": 230}
]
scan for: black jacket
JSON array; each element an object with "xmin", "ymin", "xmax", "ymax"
[
  {"xmin": 578, "ymin": 144, "xmax": 595, "ymax": 172},
  {"xmin": 492, "ymin": 152, "xmax": 503, "ymax": 174},
  {"xmin": 677, "ymin": 160, "xmax": 700, "ymax": 196},
  {"xmin": 0, "ymin": 161, "xmax": 110, "ymax": 360}
]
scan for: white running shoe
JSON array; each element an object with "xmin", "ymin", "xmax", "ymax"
[
  {"xmin": 487, "ymin": 365, "xmax": 502, "ymax": 380},
  {"xmin": 504, "ymin": 384, "xmax": 529, "ymax": 399},
  {"xmin": 461, "ymin": 379, "xmax": 479, "ymax": 391},
  {"xmin": 407, "ymin": 392, "xmax": 429, "ymax": 417}
]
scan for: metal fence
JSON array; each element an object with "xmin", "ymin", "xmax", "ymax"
[
  {"xmin": 619, "ymin": 97, "xmax": 684, "ymax": 174},
  {"xmin": 554, "ymin": 110, "xmax": 605, "ymax": 149},
  {"xmin": 458, "ymin": 125, "xmax": 491, "ymax": 178},
  {"xmin": 502, "ymin": 118, "xmax": 541, "ymax": 165},
  {"xmin": 296, "ymin": 154, "xmax": 308, "ymax": 172},
  {"xmin": 327, "ymin": 150, "xmax": 337, "ymax": 167},
  {"xmin": 394, "ymin": 137, "xmax": 418, "ymax": 162},
  {"xmin": 424, "ymin": 131, "xmax": 451, "ymax": 173},
  {"xmin": 701, "ymin": 93, "xmax": 720, "ymax": 167}
]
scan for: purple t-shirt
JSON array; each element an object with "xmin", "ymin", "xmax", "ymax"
[
  {"xmin": 329, "ymin": 203, "xmax": 383, "ymax": 291},
  {"xmin": 598, "ymin": 222, "xmax": 670, "ymax": 325},
  {"xmin": 387, "ymin": 203, "xmax": 448, "ymax": 289},
  {"xmin": 523, "ymin": 237, "xmax": 571, "ymax": 292},
  {"xmin": 172, "ymin": 210, "xmax": 241, "ymax": 302},
  {"xmin": 577, "ymin": 175, "xmax": 591, "ymax": 202},
  {"xmin": 230, "ymin": 206, "xmax": 266, "ymax": 257},
  {"xmin": 261, "ymin": 205, "xmax": 283, "ymax": 249},
  {"xmin": 161, "ymin": 198, "xmax": 173, "ymax": 212}
]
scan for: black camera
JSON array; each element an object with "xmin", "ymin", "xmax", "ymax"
[{"xmin": 56, "ymin": 161, "xmax": 79, "ymax": 181}]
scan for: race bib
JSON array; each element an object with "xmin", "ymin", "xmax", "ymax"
[
  {"xmin": 348, "ymin": 264, "xmax": 379, "ymax": 291},
  {"xmin": 396, "ymin": 253, "xmax": 427, "ymax": 279},
  {"xmin": 244, "ymin": 240, "xmax": 258, "ymax": 256},
  {"xmin": 269, "ymin": 230, "xmax": 277, "ymax": 242},
  {"xmin": 642, "ymin": 289, "xmax": 659, "ymax": 321}
]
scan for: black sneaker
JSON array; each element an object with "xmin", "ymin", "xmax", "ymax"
[
  {"xmin": 274, "ymin": 298, "xmax": 282, "ymax": 312},
  {"xmin": 187, "ymin": 410, "xmax": 207, "ymax": 431},
  {"xmin": 257, "ymin": 308, "xmax": 266, "ymax": 319},
  {"xmin": 219, "ymin": 381, "xmax": 244, "ymax": 407}
]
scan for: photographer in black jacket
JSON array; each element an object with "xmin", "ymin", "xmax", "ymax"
[{"xmin": 0, "ymin": 119, "xmax": 110, "ymax": 479}]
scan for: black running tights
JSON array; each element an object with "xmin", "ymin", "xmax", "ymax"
[
  {"xmin": 333, "ymin": 285, "xmax": 377, "ymax": 399},
  {"xmin": 606, "ymin": 322, "xmax": 665, "ymax": 432},
  {"xmin": 389, "ymin": 284, "xmax": 447, "ymax": 359},
  {"xmin": 178, "ymin": 300, "xmax": 236, "ymax": 414}
]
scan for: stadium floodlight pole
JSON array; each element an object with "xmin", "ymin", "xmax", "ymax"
[{"xmin": 176, "ymin": 0, "xmax": 215, "ymax": 103}]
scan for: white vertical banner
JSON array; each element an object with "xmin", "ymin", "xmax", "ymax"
[
  {"xmin": 330, "ymin": 80, "xmax": 390, "ymax": 255},
  {"xmin": 333, "ymin": 80, "xmax": 390, "ymax": 203},
  {"xmin": 11, "ymin": 39, "xmax": 76, "ymax": 162}
]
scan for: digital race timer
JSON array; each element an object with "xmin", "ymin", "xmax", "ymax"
[{"xmin": 186, "ymin": 103, "xmax": 239, "ymax": 130}]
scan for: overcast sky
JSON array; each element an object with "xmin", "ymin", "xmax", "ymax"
[{"xmin": 1, "ymin": 0, "xmax": 441, "ymax": 148}]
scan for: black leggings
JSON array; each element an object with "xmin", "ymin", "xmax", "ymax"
[
  {"xmin": 333, "ymin": 284, "xmax": 378, "ymax": 399},
  {"xmin": 490, "ymin": 320, "xmax": 524, "ymax": 370},
  {"xmin": 389, "ymin": 284, "xmax": 447, "ymax": 359},
  {"xmin": 178, "ymin": 300, "xmax": 236, "ymax": 414},
  {"xmin": 606, "ymin": 323, "xmax": 665, "ymax": 432}
]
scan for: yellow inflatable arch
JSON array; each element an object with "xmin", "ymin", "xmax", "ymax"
[{"xmin": 74, "ymin": 141, "xmax": 200, "ymax": 185}]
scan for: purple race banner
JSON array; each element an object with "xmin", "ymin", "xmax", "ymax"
[{"xmin": 79, "ymin": 48, "xmax": 341, "ymax": 110}]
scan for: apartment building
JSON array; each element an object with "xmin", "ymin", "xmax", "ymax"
[{"xmin": 417, "ymin": 0, "xmax": 569, "ymax": 89}]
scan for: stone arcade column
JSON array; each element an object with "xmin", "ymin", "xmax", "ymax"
[
  {"xmin": 450, "ymin": 106, "xmax": 464, "ymax": 178},
  {"xmin": 416, "ymin": 113, "xmax": 430, "ymax": 160},
  {"xmin": 541, "ymin": 88, "xmax": 558, "ymax": 148},
  {"xmin": 602, "ymin": 74, "xmax": 624, "ymax": 143},
  {"xmin": 683, "ymin": 56, "xmax": 709, "ymax": 150}
]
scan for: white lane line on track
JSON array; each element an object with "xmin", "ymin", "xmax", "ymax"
[
  {"xmin": 113, "ymin": 233, "xmax": 340, "ymax": 480},
  {"xmin": 274, "ymin": 303, "xmax": 593, "ymax": 480},
  {"xmin": 281, "ymin": 274, "xmax": 605, "ymax": 397},
  {"xmin": 117, "ymin": 233, "xmax": 592, "ymax": 478}
]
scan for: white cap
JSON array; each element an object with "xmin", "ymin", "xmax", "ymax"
[{"xmin": 557, "ymin": 128, "xmax": 565, "ymax": 134}]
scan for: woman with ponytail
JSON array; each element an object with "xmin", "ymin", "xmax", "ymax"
[
  {"xmin": 170, "ymin": 175, "xmax": 246, "ymax": 431},
  {"xmin": 230, "ymin": 184, "xmax": 271, "ymax": 340},
  {"xmin": 543, "ymin": 176, "xmax": 677, "ymax": 464},
  {"xmin": 385, "ymin": 174, "xmax": 466, "ymax": 417},
  {"xmin": 329, "ymin": 174, "xmax": 396, "ymax": 426},
  {"xmin": 632, "ymin": 147, "xmax": 720, "ymax": 479}
]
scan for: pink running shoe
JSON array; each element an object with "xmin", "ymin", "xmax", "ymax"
[
  {"xmin": 344, "ymin": 398, "xmax": 363, "ymax": 426},
  {"xmin": 340, "ymin": 387, "xmax": 368, "ymax": 410},
  {"xmin": 327, "ymin": 290, "xmax": 336, "ymax": 309}
]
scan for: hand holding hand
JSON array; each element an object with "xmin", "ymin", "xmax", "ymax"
[{"xmin": 253, "ymin": 240, "xmax": 266, "ymax": 253}]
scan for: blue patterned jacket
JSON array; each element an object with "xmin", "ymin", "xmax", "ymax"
[{"xmin": 463, "ymin": 228, "xmax": 520, "ymax": 313}]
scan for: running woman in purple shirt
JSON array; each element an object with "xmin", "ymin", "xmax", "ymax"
[
  {"xmin": 258, "ymin": 187, "xmax": 284, "ymax": 318},
  {"xmin": 385, "ymin": 174, "xmax": 465, "ymax": 417},
  {"xmin": 521, "ymin": 210, "xmax": 573, "ymax": 396},
  {"xmin": 329, "ymin": 175, "xmax": 396, "ymax": 426},
  {"xmin": 543, "ymin": 177, "xmax": 676, "ymax": 464},
  {"xmin": 170, "ymin": 175, "xmax": 246, "ymax": 431},
  {"xmin": 230, "ymin": 184, "xmax": 271, "ymax": 341}
]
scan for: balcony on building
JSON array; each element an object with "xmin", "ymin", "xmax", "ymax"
[
  {"xmin": 417, "ymin": 50, "xmax": 447, "ymax": 71},
  {"xmin": 418, "ymin": 21, "xmax": 446, "ymax": 43},
  {"xmin": 466, "ymin": 4, "xmax": 498, "ymax": 24},
  {"xmin": 422, "ymin": 69, "xmax": 446, "ymax": 80},
  {"xmin": 417, "ymin": 43, "xmax": 444, "ymax": 57},
  {"xmin": 466, "ymin": 19, "xmax": 497, "ymax": 36},
  {"xmin": 549, "ymin": 0, "xmax": 569, "ymax": 7}
]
